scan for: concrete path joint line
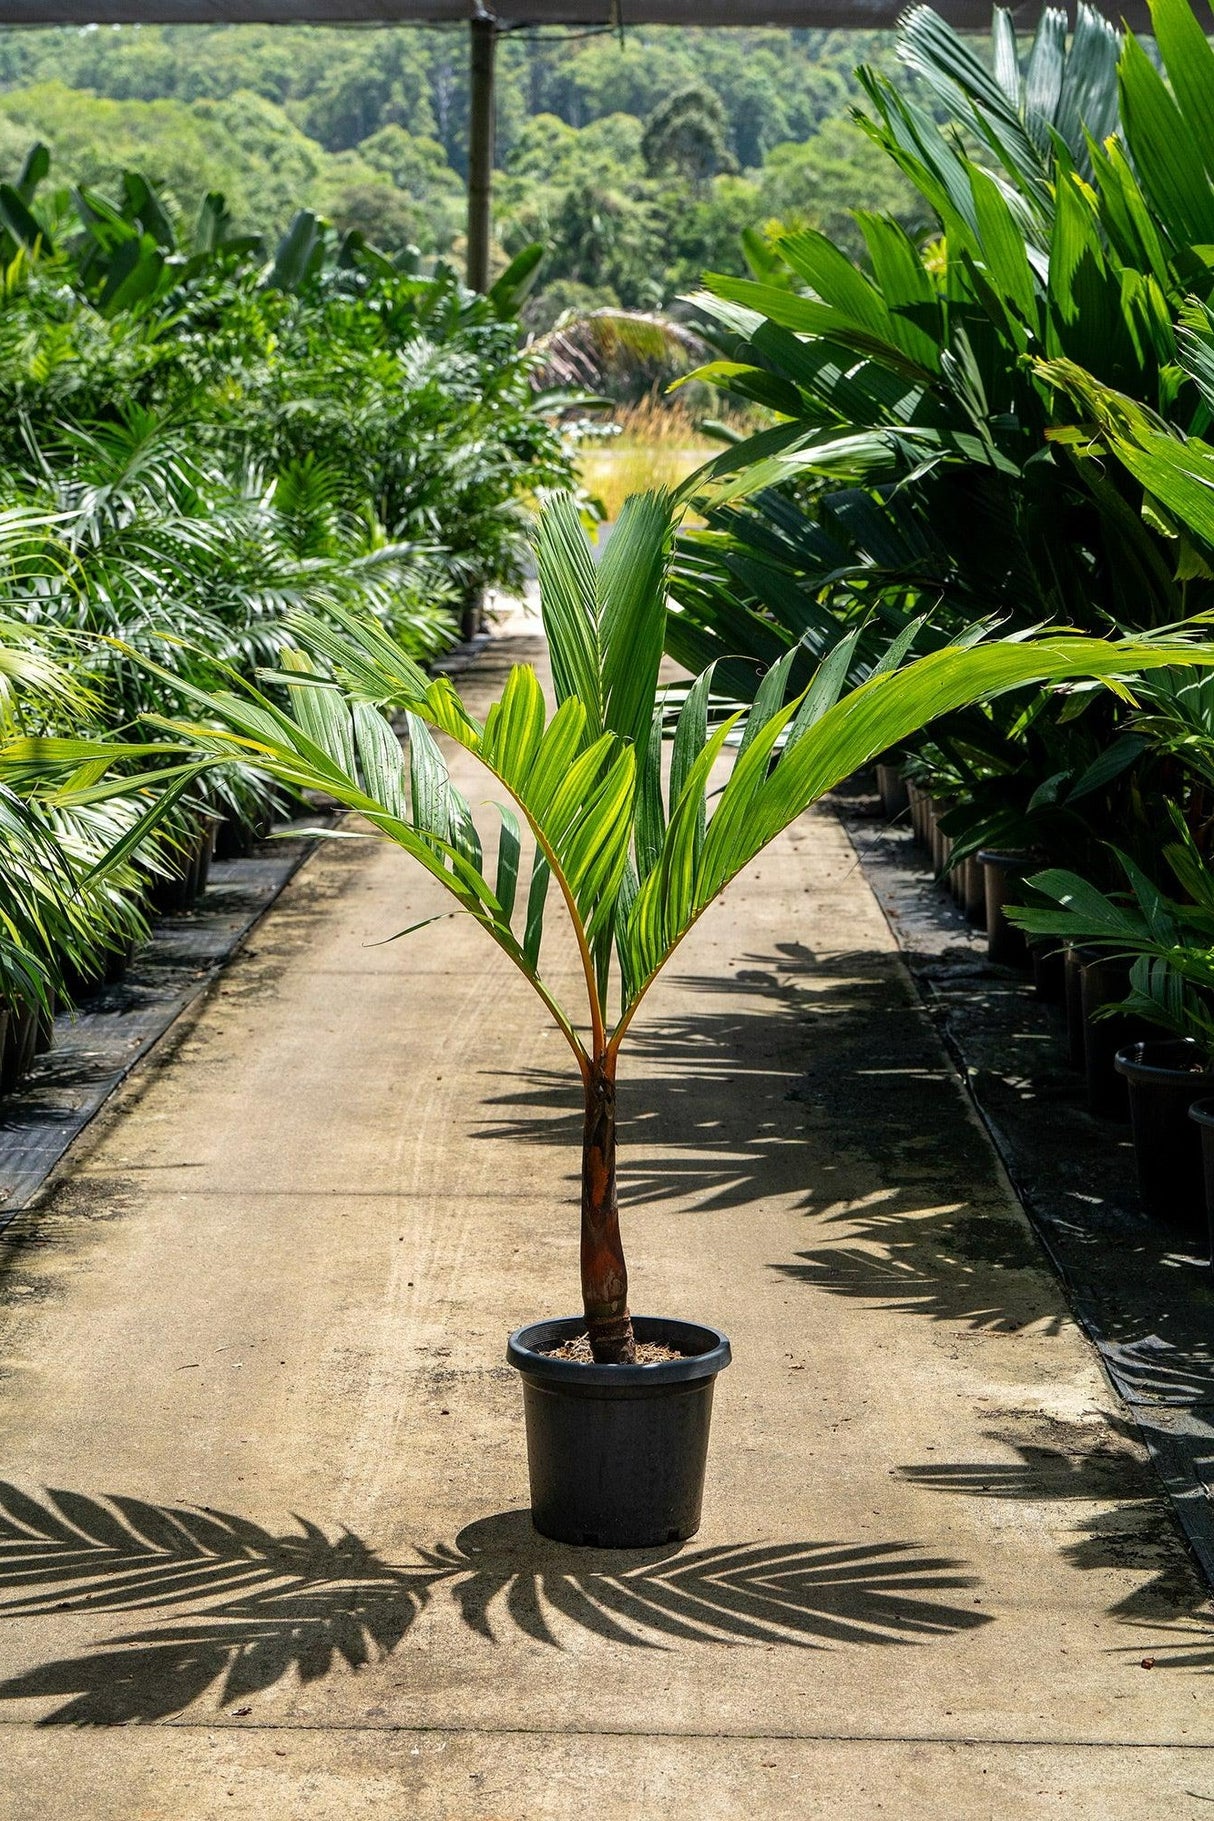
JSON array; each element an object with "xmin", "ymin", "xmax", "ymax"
[{"xmin": 1, "ymin": 1718, "xmax": 1210, "ymax": 1750}]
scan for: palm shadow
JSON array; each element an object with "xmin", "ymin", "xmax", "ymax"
[
  {"xmin": 476, "ymin": 941, "xmax": 1004, "ymax": 1221},
  {"xmin": 0, "ymin": 1485, "xmax": 991, "ymax": 1724},
  {"xmin": 897, "ymin": 1415, "xmax": 1214, "ymax": 1671},
  {"xmin": 480, "ymin": 942, "xmax": 1062, "ymax": 1335},
  {"xmin": 437, "ymin": 1510, "xmax": 991, "ymax": 1654},
  {"xmin": 772, "ymin": 1198, "xmax": 1067, "ymax": 1335}
]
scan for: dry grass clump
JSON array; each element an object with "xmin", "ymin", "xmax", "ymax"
[{"xmin": 577, "ymin": 398, "xmax": 718, "ymax": 522}]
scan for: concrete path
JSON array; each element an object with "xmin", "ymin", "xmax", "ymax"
[{"xmin": 1, "ymin": 622, "xmax": 1212, "ymax": 1818}]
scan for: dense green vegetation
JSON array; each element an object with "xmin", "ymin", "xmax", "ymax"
[
  {"xmin": 6, "ymin": 0, "xmax": 1214, "ymax": 1109},
  {"xmin": 0, "ymin": 166, "xmax": 566, "ymax": 1073},
  {"xmin": 0, "ymin": 23, "xmax": 918, "ymax": 315},
  {"xmin": 671, "ymin": 0, "xmax": 1214, "ymax": 1057}
]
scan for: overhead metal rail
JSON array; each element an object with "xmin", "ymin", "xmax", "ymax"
[
  {"xmin": 0, "ymin": 3, "xmax": 1118, "ymax": 21},
  {"xmin": 0, "ymin": 0, "xmax": 1157, "ymax": 286}
]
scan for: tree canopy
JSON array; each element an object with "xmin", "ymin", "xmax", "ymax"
[{"xmin": 0, "ymin": 22, "xmax": 918, "ymax": 309}]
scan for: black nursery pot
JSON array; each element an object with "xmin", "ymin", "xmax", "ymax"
[
  {"xmin": 1030, "ymin": 940, "xmax": 1066, "ymax": 1005},
  {"xmin": 1114, "ymin": 1039, "xmax": 1210, "ymax": 1231},
  {"xmin": 961, "ymin": 855, "xmax": 987, "ymax": 925},
  {"xmin": 977, "ymin": 851, "xmax": 1030, "ymax": 968},
  {"xmin": 214, "ymin": 810, "xmax": 255, "ymax": 861},
  {"xmin": 875, "ymin": 761, "xmax": 909, "ymax": 821},
  {"xmin": 1187, "ymin": 1099, "xmax": 1214, "ymax": 1266},
  {"xmin": 1081, "ymin": 952, "xmax": 1145, "ymax": 1120},
  {"xmin": 33, "ymin": 989, "xmax": 56, "ymax": 1056},
  {"xmin": 506, "ymin": 1316, "xmax": 731, "ymax": 1548},
  {"xmin": 189, "ymin": 823, "xmax": 214, "ymax": 901},
  {"xmin": 907, "ymin": 782, "xmax": 928, "ymax": 847},
  {"xmin": 0, "ymin": 1003, "xmax": 37, "ymax": 1095}
]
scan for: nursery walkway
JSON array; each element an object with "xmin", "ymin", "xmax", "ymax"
[{"xmin": 1, "ymin": 613, "xmax": 1213, "ymax": 1819}]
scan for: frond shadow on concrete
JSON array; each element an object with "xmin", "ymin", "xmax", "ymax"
[
  {"xmin": 896, "ymin": 1415, "xmax": 1214, "ymax": 1671},
  {"xmin": 0, "ymin": 1486, "xmax": 992, "ymax": 1724},
  {"xmin": 476, "ymin": 943, "xmax": 1020, "ymax": 1236}
]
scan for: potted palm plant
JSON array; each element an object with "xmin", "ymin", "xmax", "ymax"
[
  {"xmin": 1008, "ymin": 828, "xmax": 1214, "ymax": 1231},
  {"xmin": 28, "ymin": 490, "xmax": 1214, "ymax": 1545}
]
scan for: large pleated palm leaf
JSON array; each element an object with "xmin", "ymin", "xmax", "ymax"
[{"xmin": 22, "ymin": 490, "xmax": 1214, "ymax": 1359}]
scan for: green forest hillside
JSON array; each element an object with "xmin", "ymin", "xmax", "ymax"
[{"xmin": 0, "ymin": 23, "xmax": 919, "ymax": 318}]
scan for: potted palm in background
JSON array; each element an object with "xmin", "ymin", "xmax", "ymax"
[
  {"xmin": 1008, "ymin": 821, "xmax": 1214, "ymax": 1234},
  {"xmin": 26, "ymin": 488, "xmax": 1214, "ymax": 1546}
]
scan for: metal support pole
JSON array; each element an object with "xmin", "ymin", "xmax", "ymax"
[
  {"xmin": 463, "ymin": 7, "xmax": 497, "ymax": 640},
  {"xmin": 466, "ymin": 8, "xmax": 497, "ymax": 295}
]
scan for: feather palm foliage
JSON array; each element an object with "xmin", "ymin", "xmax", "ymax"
[
  {"xmin": 26, "ymin": 489, "xmax": 1214, "ymax": 1358},
  {"xmin": 0, "ymin": 614, "xmax": 157, "ymax": 1024},
  {"xmin": 0, "ymin": 158, "xmax": 566, "ymax": 1072}
]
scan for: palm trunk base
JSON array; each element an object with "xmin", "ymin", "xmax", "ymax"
[
  {"xmin": 586, "ymin": 1310, "xmax": 636, "ymax": 1365},
  {"xmin": 581, "ymin": 1056, "xmax": 635, "ymax": 1365}
]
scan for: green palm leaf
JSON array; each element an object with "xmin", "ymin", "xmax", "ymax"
[{"xmin": 25, "ymin": 493, "xmax": 1214, "ymax": 1080}]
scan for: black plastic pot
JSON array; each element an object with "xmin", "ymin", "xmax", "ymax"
[
  {"xmin": 959, "ymin": 855, "xmax": 986, "ymax": 925},
  {"xmin": 214, "ymin": 811, "xmax": 255, "ymax": 860},
  {"xmin": 875, "ymin": 762, "xmax": 909, "ymax": 820},
  {"xmin": 930, "ymin": 797, "xmax": 952, "ymax": 875},
  {"xmin": 0, "ymin": 1003, "xmax": 37, "ymax": 1095},
  {"xmin": 1081, "ymin": 953, "xmax": 1145, "ymax": 1120},
  {"xmin": 103, "ymin": 936, "xmax": 137, "ymax": 988},
  {"xmin": 1030, "ymin": 940, "xmax": 1066, "ymax": 1005},
  {"xmin": 215, "ymin": 803, "xmax": 277, "ymax": 860},
  {"xmin": 978, "ymin": 851, "xmax": 1030, "ymax": 968},
  {"xmin": 507, "ymin": 1316, "xmax": 731, "ymax": 1548},
  {"xmin": 1063, "ymin": 945, "xmax": 1086, "ymax": 1071},
  {"xmin": 949, "ymin": 849, "xmax": 967, "ymax": 911},
  {"xmin": 59, "ymin": 953, "xmax": 96, "ymax": 1001},
  {"xmin": 907, "ymin": 782, "xmax": 928, "ymax": 848},
  {"xmin": 147, "ymin": 824, "xmax": 210, "ymax": 916},
  {"xmin": 1187, "ymin": 1099, "xmax": 1214, "ymax": 1266},
  {"xmin": 188, "ymin": 823, "xmax": 214, "ymax": 902},
  {"xmin": 1115, "ymin": 1039, "xmax": 1210, "ymax": 1230},
  {"xmin": 34, "ymin": 990, "xmax": 56, "ymax": 1056},
  {"xmin": 148, "ymin": 858, "xmax": 193, "ymax": 916}
]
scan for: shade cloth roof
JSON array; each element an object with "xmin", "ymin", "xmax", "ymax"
[{"xmin": 0, "ymin": 1, "xmax": 1155, "ymax": 30}]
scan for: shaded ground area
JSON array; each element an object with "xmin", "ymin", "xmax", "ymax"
[
  {"xmin": 1, "ymin": 628, "xmax": 1213, "ymax": 1817},
  {"xmin": 834, "ymin": 779, "xmax": 1214, "ymax": 1610}
]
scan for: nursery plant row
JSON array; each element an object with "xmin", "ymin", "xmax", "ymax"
[
  {"xmin": 654, "ymin": 0, "xmax": 1214, "ymax": 1249},
  {"xmin": 890, "ymin": 772, "xmax": 1214, "ymax": 1261},
  {"xmin": 0, "ymin": 155, "xmax": 568, "ymax": 1099}
]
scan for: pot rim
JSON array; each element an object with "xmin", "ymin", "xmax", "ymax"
[
  {"xmin": 1189, "ymin": 1096, "xmax": 1214, "ymax": 1129},
  {"xmin": 507, "ymin": 1315, "xmax": 731, "ymax": 1388},
  {"xmin": 1075, "ymin": 943, "xmax": 1116, "ymax": 967},
  {"xmin": 977, "ymin": 849, "xmax": 1032, "ymax": 870},
  {"xmin": 1114, "ymin": 1038, "xmax": 1210, "ymax": 1083}
]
